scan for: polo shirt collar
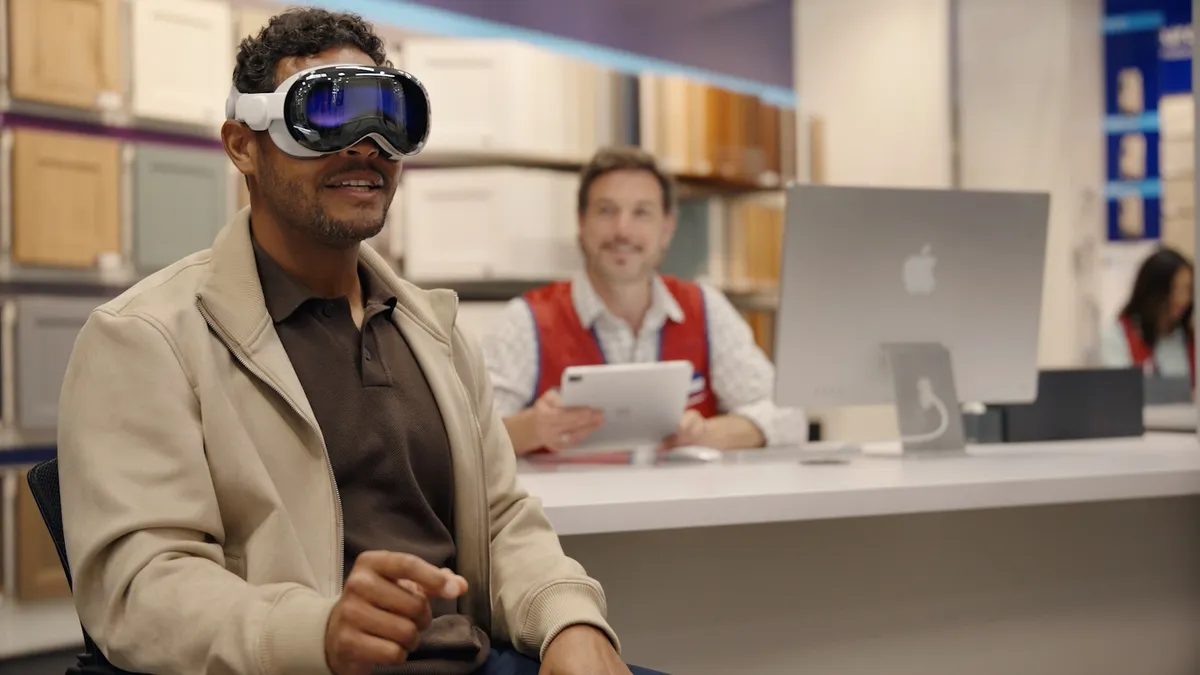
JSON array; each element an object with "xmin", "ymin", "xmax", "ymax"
[
  {"xmin": 252, "ymin": 238, "xmax": 397, "ymax": 324},
  {"xmin": 569, "ymin": 272, "xmax": 685, "ymax": 330}
]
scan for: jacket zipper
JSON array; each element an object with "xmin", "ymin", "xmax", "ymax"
[
  {"xmin": 445, "ymin": 292, "xmax": 491, "ymax": 629},
  {"xmin": 196, "ymin": 300, "xmax": 346, "ymax": 590}
]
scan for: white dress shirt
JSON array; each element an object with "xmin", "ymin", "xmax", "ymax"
[{"xmin": 480, "ymin": 274, "xmax": 808, "ymax": 447}]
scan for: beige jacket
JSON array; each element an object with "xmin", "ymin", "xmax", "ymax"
[{"xmin": 56, "ymin": 210, "xmax": 615, "ymax": 675}]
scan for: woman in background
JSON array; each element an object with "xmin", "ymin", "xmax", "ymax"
[{"xmin": 1101, "ymin": 247, "xmax": 1194, "ymax": 381}]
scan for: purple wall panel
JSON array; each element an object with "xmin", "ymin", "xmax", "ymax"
[{"xmin": 402, "ymin": 0, "xmax": 794, "ymax": 88}]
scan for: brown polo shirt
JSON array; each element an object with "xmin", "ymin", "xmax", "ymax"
[{"xmin": 254, "ymin": 242, "xmax": 489, "ymax": 673}]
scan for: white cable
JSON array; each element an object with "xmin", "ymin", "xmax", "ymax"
[
  {"xmin": 896, "ymin": 377, "xmax": 951, "ymax": 444},
  {"xmin": 801, "ymin": 378, "xmax": 952, "ymax": 454}
]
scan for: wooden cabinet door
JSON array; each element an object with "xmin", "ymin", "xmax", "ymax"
[
  {"xmin": 12, "ymin": 129, "xmax": 121, "ymax": 268},
  {"xmin": 594, "ymin": 70, "xmax": 620, "ymax": 150},
  {"xmin": 637, "ymin": 74, "xmax": 660, "ymax": 161},
  {"xmin": 403, "ymin": 168, "xmax": 577, "ymax": 282},
  {"xmin": 759, "ymin": 104, "xmax": 782, "ymax": 185},
  {"xmin": 401, "ymin": 40, "xmax": 569, "ymax": 160},
  {"xmin": 741, "ymin": 310, "xmax": 776, "ymax": 360},
  {"xmin": 660, "ymin": 76, "xmax": 691, "ymax": 175},
  {"xmin": 403, "ymin": 170, "xmax": 503, "ymax": 281},
  {"xmin": 130, "ymin": 0, "xmax": 232, "ymax": 128},
  {"xmin": 400, "ymin": 40, "xmax": 506, "ymax": 154},
  {"xmin": 15, "ymin": 296, "xmax": 106, "ymax": 430},
  {"xmin": 234, "ymin": 6, "xmax": 274, "ymax": 47},
  {"xmin": 705, "ymin": 88, "xmax": 727, "ymax": 178},
  {"xmin": 566, "ymin": 59, "xmax": 599, "ymax": 162},
  {"xmin": 133, "ymin": 144, "xmax": 228, "ymax": 270},
  {"xmin": 687, "ymin": 81, "xmax": 712, "ymax": 176},
  {"xmin": 8, "ymin": 0, "xmax": 122, "ymax": 110},
  {"xmin": 727, "ymin": 93, "xmax": 750, "ymax": 182},
  {"xmin": 385, "ymin": 38, "xmax": 404, "ymax": 71},
  {"xmin": 16, "ymin": 469, "xmax": 70, "ymax": 601}
]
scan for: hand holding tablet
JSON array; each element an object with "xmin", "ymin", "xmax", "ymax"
[
  {"xmin": 661, "ymin": 409, "xmax": 708, "ymax": 449},
  {"xmin": 555, "ymin": 361, "xmax": 695, "ymax": 455},
  {"xmin": 517, "ymin": 389, "xmax": 606, "ymax": 454}
]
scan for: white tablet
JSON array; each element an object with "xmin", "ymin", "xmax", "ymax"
[{"xmin": 557, "ymin": 360, "xmax": 694, "ymax": 454}]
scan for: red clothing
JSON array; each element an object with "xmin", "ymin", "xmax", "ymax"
[
  {"xmin": 522, "ymin": 276, "xmax": 719, "ymax": 418},
  {"xmin": 1119, "ymin": 314, "xmax": 1195, "ymax": 383}
]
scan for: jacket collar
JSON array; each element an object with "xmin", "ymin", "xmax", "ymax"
[{"xmin": 197, "ymin": 207, "xmax": 459, "ymax": 348}]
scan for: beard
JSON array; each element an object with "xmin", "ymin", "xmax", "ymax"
[{"xmin": 256, "ymin": 155, "xmax": 388, "ymax": 249}]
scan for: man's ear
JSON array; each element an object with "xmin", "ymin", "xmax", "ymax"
[{"xmin": 221, "ymin": 120, "xmax": 258, "ymax": 180}]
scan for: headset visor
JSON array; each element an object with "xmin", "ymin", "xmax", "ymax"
[{"xmin": 283, "ymin": 66, "xmax": 430, "ymax": 156}]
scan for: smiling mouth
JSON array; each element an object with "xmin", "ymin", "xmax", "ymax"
[
  {"xmin": 325, "ymin": 167, "xmax": 386, "ymax": 192},
  {"xmin": 328, "ymin": 179, "xmax": 382, "ymax": 191},
  {"xmin": 604, "ymin": 245, "xmax": 640, "ymax": 255}
]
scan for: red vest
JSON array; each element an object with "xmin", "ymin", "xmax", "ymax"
[
  {"xmin": 523, "ymin": 276, "xmax": 719, "ymax": 418},
  {"xmin": 1120, "ymin": 314, "xmax": 1195, "ymax": 383}
]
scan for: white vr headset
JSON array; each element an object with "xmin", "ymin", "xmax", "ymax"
[{"xmin": 225, "ymin": 63, "xmax": 431, "ymax": 160}]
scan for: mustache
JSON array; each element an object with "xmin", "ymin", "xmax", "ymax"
[{"xmin": 323, "ymin": 159, "xmax": 387, "ymax": 183}]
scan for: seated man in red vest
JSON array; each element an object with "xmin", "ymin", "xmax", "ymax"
[{"xmin": 481, "ymin": 146, "xmax": 807, "ymax": 455}]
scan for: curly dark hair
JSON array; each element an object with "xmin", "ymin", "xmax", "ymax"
[{"xmin": 233, "ymin": 7, "xmax": 390, "ymax": 94}]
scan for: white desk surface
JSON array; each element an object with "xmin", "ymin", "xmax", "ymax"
[
  {"xmin": 518, "ymin": 434, "xmax": 1200, "ymax": 536},
  {"xmin": 1144, "ymin": 403, "xmax": 1197, "ymax": 432},
  {"xmin": 0, "ymin": 435, "xmax": 1194, "ymax": 661}
]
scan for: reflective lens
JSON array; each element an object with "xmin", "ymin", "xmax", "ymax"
[{"xmin": 283, "ymin": 67, "xmax": 430, "ymax": 156}]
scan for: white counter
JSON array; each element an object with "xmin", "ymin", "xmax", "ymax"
[
  {"xmin": 518, "ymin": 433, "xmax": 1200, "ymax": 535},
  {"xmin": 2, "ymin": 436, "xmax": 1198, "ymax": 671},
  {"xmin": 521, "ymin": 434, "xmax": 1200, "ymax": 675},
  {"xmin": 1144, "ymin": 403, "xmax": 1197, "ymax": 432}
]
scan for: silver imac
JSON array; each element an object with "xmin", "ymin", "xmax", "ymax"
[{"xmin": 773, "ymin": 184, "xmax": 1050, "ymax": 454}]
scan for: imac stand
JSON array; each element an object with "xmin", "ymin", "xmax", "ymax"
[{"xmin": 882, "ymin": 342, "xmax": 967, "ymax": 455}]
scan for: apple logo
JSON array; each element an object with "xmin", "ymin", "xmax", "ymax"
[{"xmin": 903, "ymin": 244, "xmax": 937, "ymax": 295}]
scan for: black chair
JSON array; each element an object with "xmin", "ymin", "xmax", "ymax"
[{"xmin": 26, "ymin": 459, "xmax": 140, "ymax": 675}]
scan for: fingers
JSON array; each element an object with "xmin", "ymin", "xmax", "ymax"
[
  {"xmin": 542, "ymin": 386, "xmax": 604, "ymax": 417},
  {"xmin": 667, "ymin": 411, "xmax": 706, "ymax": 447},
  {"xmin": 340, "ymin": 597, "xmax": 422, "ymax": 654},
  {"xmin": 559, "ymin": 408, "xmax": 604, "ymax": 432},
  {"xmin": 396, "ymin": 578, "xmax": 426, "ymax": 597},
  {"xmin": 356, "ymin": 550, "xmax": 467, "ymax": 599},
  {"xmin": 554, "ymin": 412, "xmax": 606, "ymax": 447},
  {"xmin": 344, "ymin": 566, "xmax": 433, "ymax": 630},
  {"xmin": 539, "ymin": 407, "xmax": 604, "ymax": 450},
  {"xmin": 327, "ymin": 620, "xmax": 411, "ymax": 669},
  {"xmin": 554, "ymin": 428, "xmax": 585, "ymax": 450},
  {"xmin": 393, "ymin": 580, "xmax": 436, "ymax": 630},
  {"xmin": 332, "ymin": 553, "xmax": 470, "ymax": 675}
]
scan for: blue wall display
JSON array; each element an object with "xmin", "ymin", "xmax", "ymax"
[{"xmin": 1103, "ymin": 0, "xmax": 1192, "ymax": 241}]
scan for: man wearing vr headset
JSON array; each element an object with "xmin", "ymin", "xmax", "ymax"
[{"xmin": 56, "ymin": 7, "xmax": 660, "ymax": 675}]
